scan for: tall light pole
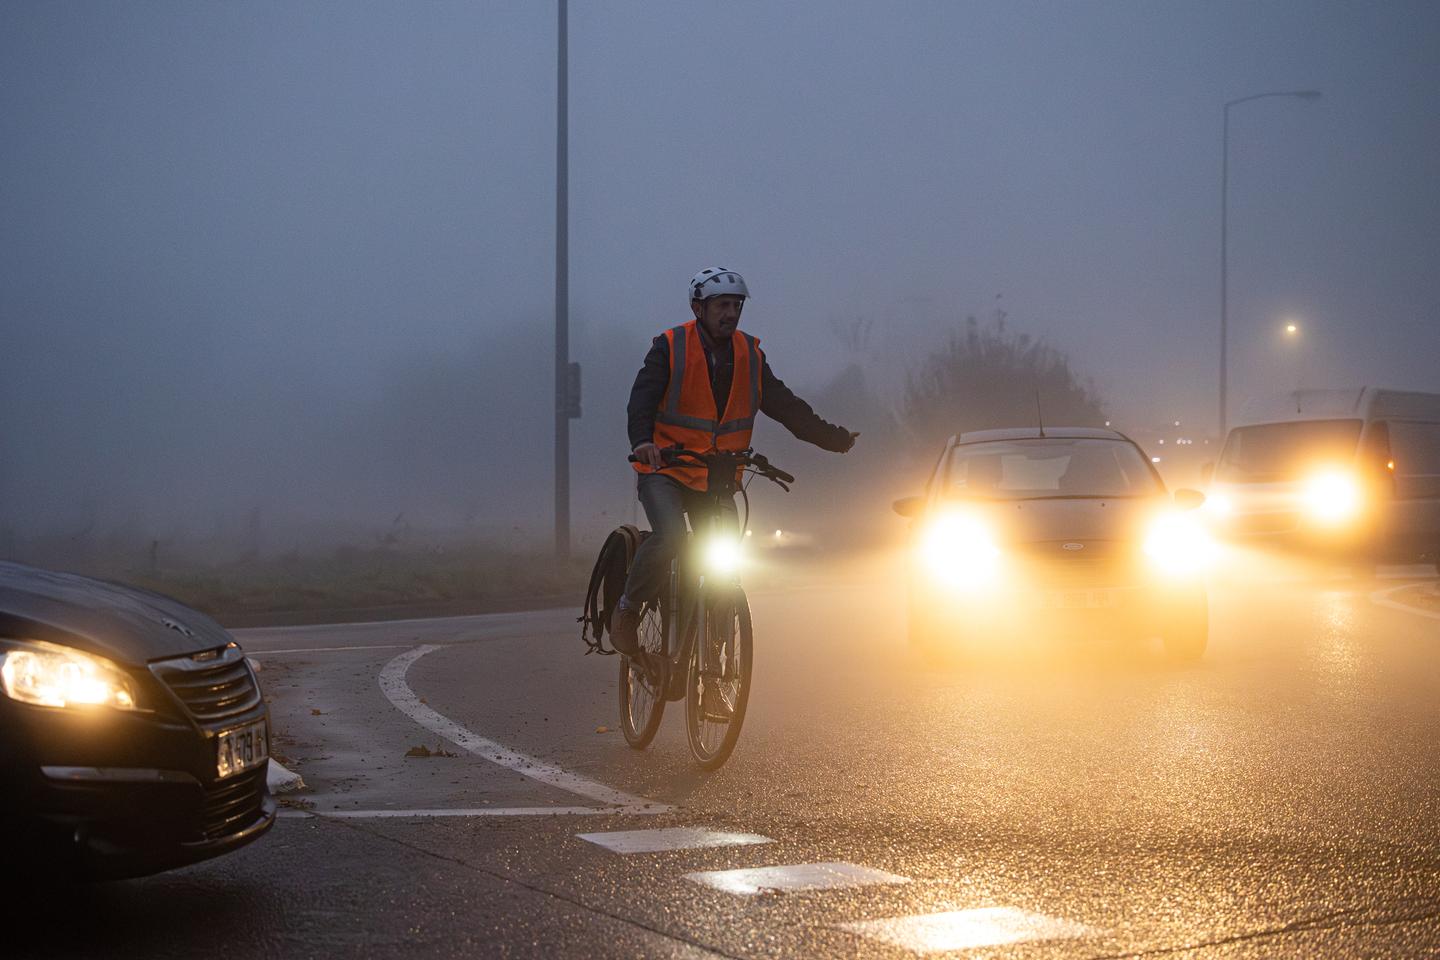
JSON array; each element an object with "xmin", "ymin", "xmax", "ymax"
[
  {"xmin": 1219, "ymin": 89, "xmax": 1321, "ymax": 438},
  {"xmin": 554, "ymin": 0, "xmax": 572, "ymax": 561}
]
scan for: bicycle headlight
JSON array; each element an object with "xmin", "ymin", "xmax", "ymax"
[
  {"xmin": 919, "ymin": 512, "xmax": 1001, "ymax": 587},
  {"xmin": 1144, "ymin": 512, "xmax": 1216, "ymax": 577},
  {"xmin": 703, "ymin": 537, "xmax": 745, "ymax": 574},
  {"xmin": 0, "ymin": 639, "xmax": 139, "ymax": 710},
  {"xmin": 1302, "ymin": 470, "xmax": 1361, "ymax": 525}
]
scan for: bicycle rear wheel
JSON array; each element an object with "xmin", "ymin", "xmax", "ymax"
[
  {"xmin": 618, "ymin": 602, "xmax": 666, "ymax": 749},
  {"xmin": 684, "ymin": 588, "xmax": 753, "ymax": 770}
]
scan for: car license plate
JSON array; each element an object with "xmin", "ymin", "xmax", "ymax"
[
  {"xmin": 216, "ymin": 719, "xmax": 268, "ymax": 780},
  {"xmin": 1038, "ymin": 588, "xmax": 1118, "ymax": 610}
]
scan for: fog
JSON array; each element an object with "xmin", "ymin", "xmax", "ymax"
[{"xmin": 3, "ymin": 1, "xmax": 1438, "ymax": 558}]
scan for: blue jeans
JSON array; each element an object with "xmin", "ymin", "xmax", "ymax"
[{"xmin": 623, "ymin": 473, "xmax": 737, "ymax": 605}]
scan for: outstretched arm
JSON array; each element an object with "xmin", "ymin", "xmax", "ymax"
[{"xmin": 759, "ymin": 361, "xmax": 856, "ymax": 452}]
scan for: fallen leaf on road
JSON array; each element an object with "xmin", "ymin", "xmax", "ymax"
[
  {"xmin": 310, "ymin": 708, "xmax": 323, "ymax": 716},
  {"xmin": 405, "ymin": 744, "xmax": 457, "ymax": 758},
  {"xmin": 595, "ymin": 726, "xmax": 609, "ymax": 734}
]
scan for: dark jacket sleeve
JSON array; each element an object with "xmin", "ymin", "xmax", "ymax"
[
  {"xmin": 627, "ymin": 336, "xmax": 670, "ymax": 450},
  {"xmin": 760, "ymin": 361, "xmax": 853, "ymax": 452}
]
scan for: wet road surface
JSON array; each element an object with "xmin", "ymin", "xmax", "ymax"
[{"xmin": 10, "ymin": 553, "xmax": 1440, "ymax": 958}]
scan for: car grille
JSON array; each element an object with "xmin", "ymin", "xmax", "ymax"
[
  {"xmin": 1233, "ymin": 512, "xmax": 1301, "ymax": 535},
  {"xmin": 151, "ymin": 645, "xmax": 262, "ymax": 722},
  {"xmin": 1011, "ymin": 541, "xmax": 1140, "ymax": 587},
  {"xmin": 200, "ymin": 767, "xmax": 268, "ymax": 840}
]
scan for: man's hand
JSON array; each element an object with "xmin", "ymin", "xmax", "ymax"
[
  {"xmin": 633, "ymin": 442, "xmax": 665, "ymax": 470},
  {"xmin": 835, "ymin": 430, "xmax": 860, "ymax": 453}
]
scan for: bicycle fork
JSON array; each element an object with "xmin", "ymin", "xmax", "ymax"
[{"xmin": 665, "ymin": 557, "xmax": 710, "ymax": 678}]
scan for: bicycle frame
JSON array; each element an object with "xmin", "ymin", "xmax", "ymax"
[
  {"xmin": 620, "ymin": 444, "xmax": 788, "ymax": 765},
  {"xmin": 661, "ymin": 452, "xmax": 745, "ymax": 685}
]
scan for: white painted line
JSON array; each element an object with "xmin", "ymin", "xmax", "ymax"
[
  {"xmin": 379, "ymin": 645, "xmax": 669, "ymax": 814},
  {"xmin": 277, "ymin": 806, "xmax": 616, "ymax": 819},
  {"xmin": 266, "ymin": 759, "xmax": 305, "ymax": 794},
  {"xmin": 684, "ymin": 862, "xmax": 908, "ymax": 896},
  {"xmin": 841, "ymin": 907, "xmax": 1095, "ymax": 952},
  {"xmin": 329, "ymin": 806, "xmax": 606, "ymax": 818},
  {"xmin": 238, "ymin": 609, "xmax": 548, "ymax": 634},
  {"xmin": 578, "ymin": 827, "xmax": 773, "ymax": 854},
  {"xmin": 247, "ymin": 643, "xmax": 412, "ymax": 655},
  {"xmin": 1369, "ymin": 583, "xmax": 1440, "ymax": 622}
]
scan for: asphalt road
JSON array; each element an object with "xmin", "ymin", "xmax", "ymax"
[{"xmin": 11, "ymin": 549, "xmax": 1440, "ymax": 959}]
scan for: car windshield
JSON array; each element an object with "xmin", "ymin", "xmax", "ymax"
[
  {"xmin": 1217, "ymin": 419, "xmax": 1362, "ymax": 482},
  {"xmin": 945, "ymin": 438, "xmax": 1161, "ymax": 499}
]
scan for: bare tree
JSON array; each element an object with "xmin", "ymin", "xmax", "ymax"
[{"xmin": 903, "ymin": 310, "xmax": 1105, "ymax": 453}]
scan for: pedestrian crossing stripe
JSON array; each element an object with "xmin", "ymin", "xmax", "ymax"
[
  {"xmin": 578, "ymin": 827, "xmax": 774, "ymax": 854},
  {"xmin": 683, "ymin": 862, "xmax": 909, "ymax": 895},
  {"xmin": 840, "ymin": 907, "xmax": 1094, "ymax": 952}
]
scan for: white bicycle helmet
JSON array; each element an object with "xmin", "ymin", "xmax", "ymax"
[{"xmin": 689, "ymin": 267, "xmax": 750, "ymax": 302}]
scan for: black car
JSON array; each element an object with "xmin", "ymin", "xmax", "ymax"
[
  {"xmin": 894, "ymin": 427, "xmax": 1212, "ymax": 661},
  {"xmin": 0, "ymin": 561, "xmax": 273, "ymax": 879}
]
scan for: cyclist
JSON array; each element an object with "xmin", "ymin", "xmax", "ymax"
[{"xmin": 610, "ymin": 267, "xmax": 858, "ymax": 656}]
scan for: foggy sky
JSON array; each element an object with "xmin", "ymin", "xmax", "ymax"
[{"xmin": 3, "ymin": 1, "xmax": 1438, "ymax": 547}]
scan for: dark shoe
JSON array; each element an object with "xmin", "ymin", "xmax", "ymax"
[
  {"xmin": 701, "ymin": 676, "xmax": 736, "ymax": 722},
  {"xmin": 610, "ymin": 604, "xmax": 640, "ymax": 658}
]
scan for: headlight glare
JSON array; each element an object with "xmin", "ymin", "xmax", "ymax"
[
  {"xmin": 1144, "ymin": 512, "xmax": 1216, "ymax": 577},
  {"xmin": 703, "ymin": 537, "xmax": 744, "ymax": 574},
  {"xmin": 1303, "ymin": 470, "xmax": 1361, "ymax": 525},
  {"xmin": 919, "ymin": 512, "xmax": 1002, "ymax": 587},
  {"xmin": 0, "ymin": 640, "xmax": 138, "ymax": 710},
  {"xmin": 1203, "ymin": 492, "xmax": 1233, "ymax": 518}
]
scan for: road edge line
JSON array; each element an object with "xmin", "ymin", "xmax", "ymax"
[{"xmin": 378, "ymin": 644, "xmax": 670, "ymax": 814}]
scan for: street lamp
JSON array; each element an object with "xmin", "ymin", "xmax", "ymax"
[{"xmin": 1219, "ymin": 89, "xmax": 1321, "ymax": 438}]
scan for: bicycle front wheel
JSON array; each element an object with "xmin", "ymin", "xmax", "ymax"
[
  {"xmin": 684, "ymin": 588, "xmax": 753, "ymax": 770},
  {"xmin": 618, "ymin": 602, "xmax": 666, "ymax": 749}
]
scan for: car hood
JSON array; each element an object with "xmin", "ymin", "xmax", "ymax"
[
  {"xmin": 958, "ymin": 496, "xmax": 1166, "ymax": 547},
  {"xmin": 0, "ymin": 561, "xmax": 232, "ymax": 664}
]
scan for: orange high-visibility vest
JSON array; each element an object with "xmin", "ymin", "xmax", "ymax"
[{"xmin": 633, "ymin": 320, "xmax": 765, "ymax": 491}]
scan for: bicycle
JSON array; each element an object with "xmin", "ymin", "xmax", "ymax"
[{"xmin": 616, "ymin": 446, "xmax": 793, "ymax": 769}]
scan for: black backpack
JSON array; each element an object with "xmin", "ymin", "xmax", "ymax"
[{"xmin": 578, "ymin": 524, "xmax": 647, "ymax": 656}]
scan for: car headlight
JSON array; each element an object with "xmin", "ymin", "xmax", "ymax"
[
  {"xmin": 0, "ymin": 640, "xmax": 139, "ymax": 710},
  {"xmin": 1144, "ymin": 513, "xmax": 1216, "ymax": 577},
  {"xmin": 1303, "ymin": 470, "xmax": 1361, "ymax": 525},
  {"xmin": 919, "ymin": 513, "xmax": 1001, "ymax": 587},
  {"xmin": 703, "ymin": 536, "xmax": 744, "ymax": 574},
  {"xmin": 1203, "ymin": 492, "xmax": 1233, "ymax": 518}
]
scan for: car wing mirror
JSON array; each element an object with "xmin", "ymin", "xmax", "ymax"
[
  {"xmin": 1173, "ymin": 488, "xmax": 1205, "ymax": 511},
  {"xmin": 892, "ymin": 495, "xmax": 924, "ymax": 518}
]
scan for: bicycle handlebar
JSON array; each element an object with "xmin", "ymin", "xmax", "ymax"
[{"xmin": 626, "ymin": 446, "xmax": 794, "ymax": 487}]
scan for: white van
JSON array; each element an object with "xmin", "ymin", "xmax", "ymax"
[{"xmin": 1205, "ymin": 388, "xmax": 1440, "ymax": 567}]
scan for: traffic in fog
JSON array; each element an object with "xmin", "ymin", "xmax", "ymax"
[{"xmin": 3, "ymin": 3, "xmax": 1439, "ymax": 958}]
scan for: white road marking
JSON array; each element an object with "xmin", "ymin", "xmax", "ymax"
[
  {"xmin": 280, "ymin": 806, "xmax": 606, "ymax": 818},
  {"xmin": 578, "ymin": 827, "xmax": 773, "ymax": 854},
  {"xmin": 683, "ymin": 862, "xmax": 908, "ymax": 896},
  {"xmin": 245, "ymin": 643, "xmax": 411, "ymax": 655},
  {"xmin": 840, "ymin": 907, "xmax": 1095, "ymax": 952},
  {"xmin": 379, "ymin": 644, "xmax": 669, "ymax": 814},
  {"xmin": 240, "ymin": 609, "xmax": 553, "ymax": 634},
  {"xmin": 1369, "ymin": 582, "xmax": 1440, "ymax": 622}
]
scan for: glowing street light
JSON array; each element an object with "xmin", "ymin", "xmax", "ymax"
[{"xmin": 1219, "ymin": 89, "xmax": 1322, "ymax": 437}]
